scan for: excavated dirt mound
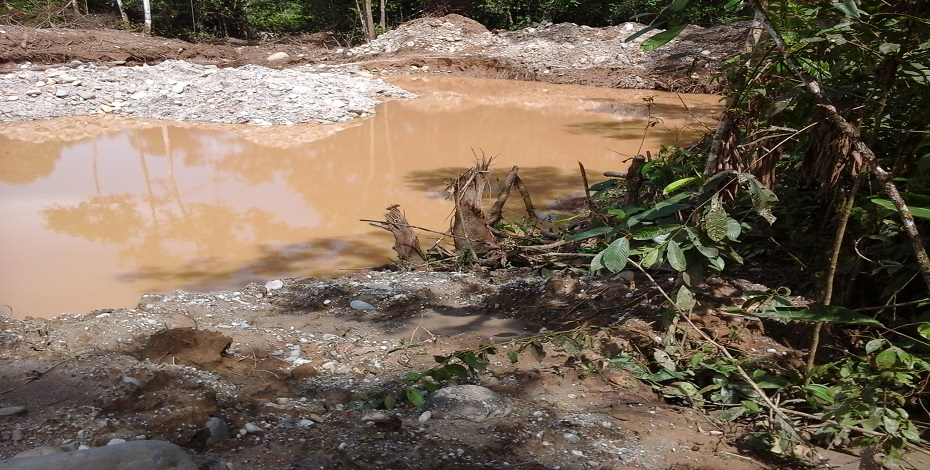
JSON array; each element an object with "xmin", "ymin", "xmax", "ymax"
[
  {"xmin": 0, "ymin": 24, "xmax": 336, "ymax": 70},
  {"xmin": 1, "ymin": 16, "xmax": 748, "ymax": 92}
]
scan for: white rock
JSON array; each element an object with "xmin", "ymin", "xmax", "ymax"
[
  {"xmin": 121, "ymin": 376, "xmax": 142, "ymax": 387},
  {"xmin": 243, "ymin": 422, "xmax": 262, "ymax": 433},
  {"xmin": 266, "ymin": 52, "xmax": 290, "ymax": 62}
]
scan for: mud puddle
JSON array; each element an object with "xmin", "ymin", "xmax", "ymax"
[{"xmin": 0, "ymin": 76, "xmax": 721, "ymax": 318}]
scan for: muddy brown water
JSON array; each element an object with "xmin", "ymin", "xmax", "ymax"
[{"xmin": 0, "ymin": 76, "xmax": 720, "ymax": 319}]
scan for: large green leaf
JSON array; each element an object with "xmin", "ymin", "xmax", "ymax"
[
  {"xmin": 870, "ymin": 198, "xmax": 930, "ymax": 220},
  {"xmin": 570, "ymin": 226, "xmax": 613, "ymax": 241},
  {"xmin": 705, "ymin": 197, "xmax": 729, "ymax": 242},
  {"xmin": 406, "ymin": 387, "xmax": 426, "ymax": 407},
  {"xmin": 624, "ymin": 22, "xmax": 664, "ymax": 43},
  {"xmin": 590, "ymin": 250, "xmax": 606, "ymax": 274},
  {"xmin": 602, "ymin": 237, "xmax": 631, "ymax": 272},
  {"xmin": 740, "ymin": 174, "xmax": 777, "ymax": 224},
  {"xmin": 666, "ymin": 239, "xmax": 687, "ymax": 271},
  {"xmin": 641, "ymin": 246, "xmax": 662, "ymax": 268},
  {"xmin": 755, "ymin": 305, "xmax": 884, "ymax": 327},
  {"xmin": 676, "ymin": 285, "xmax": 696, "ymax": 311},
  {"xmin": 642, "ymin": 24, "xmax": 687, "ymax": 52},
  {"xmin": 726, "ymin": 218, "xmax": 742, "ymax": 241},
  {"xmin": 632, "ymin": 224, "xmax": 681, "ymax": 240},
  {"xmin": 833, "ymin": 0, "xmax": 865, "ymax": 18},
  {"xmin": 802, "ymin": 384, "xmax": 835, "ymax": 404},
  {"xmin": 875, "ymin": 347, "xmax": 898, "ymax": 368},
  {"xmin": 444, "ymin": 363, "xmax": 470, "ymax": 379},
  {"xmin": 668, "ymin": 0, "xmax": 690, "ymax": 12},
  {"xmin": 662, "ymin": 176, "xmax": 701, "ymax": 195},
  {"xmin": 630, "ymin": 193, "xmax": 692, "ymax": 225},
  {"xmin": 590, "ymin": 179, "xmax": 620, "ymax": 191},
  {"xmin": 918, "ymin": 323, "xmax": 930, "ymax": 341},
  {"xmin": 685, "ymin": 227, "xmax": 719, "ymax": 258}
]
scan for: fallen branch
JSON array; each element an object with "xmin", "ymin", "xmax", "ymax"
[
  {"xmin": 488, "ymin": 165, "xmax": 538, "ymax": 227},
  {"xmin": 488, "ymin": 166, "xmax": 520, "ymax": 225},
  {"xmin": 512, "ymin": 240, "xmax": 569, "ymax": 253},
  {"xmin": 367, "ymin": 205, "xmax": 425, "ymax": 263}
]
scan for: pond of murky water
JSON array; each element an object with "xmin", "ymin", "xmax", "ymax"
[{"xmin": 0, "ymin": 76, "xmax": 720, "ymax": 318}]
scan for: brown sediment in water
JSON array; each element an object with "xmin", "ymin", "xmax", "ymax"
[{"xmin": 0, "ymin": 76, "xmax": 721, "ymax": 318}]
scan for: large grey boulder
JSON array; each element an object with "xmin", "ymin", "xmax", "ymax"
[
  {"xmin": 426, "ymin": 384, "xmax": 512, "ymax": 422},
  {"xmin": 0, "ymin": 440, "xmax": 197, "ymax": 470}
]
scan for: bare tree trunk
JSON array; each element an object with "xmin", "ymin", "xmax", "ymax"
[
  {"xmin": 142, "ymin": 0, "xmax": 152, "ymax": 35},
  {"xmin": 746, "ymin": 0, "xmax": 930, "ymax": 291},
  {"xmin": 363, "ymin": 0, "xmax": 376, "ymax": 40},
  {"xmin": 625, "ymin": 156, "xmax": 646, "ymax": 206},
  {"xmin": 451, "ymin": 159, "xmax": 498, "ymax": 256},
  {"xmin": 114, "ymin": 0, "xmax": 129, "ymax": 24},
  {"xmin": 379, "ymin": 0, "xmax": 386, "ymax": 29},
  {"xmin": 354, "ymin": 0, "xmax": 372, "ymax": 41}
]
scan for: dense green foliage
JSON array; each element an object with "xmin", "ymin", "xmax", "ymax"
[
  {"xmin": 570, "ymin": 0, "xmax": 930, "ymax": 464},
  {"xmin": 1, "ymin": 0, "xmax": 749, "ymax": 40}
]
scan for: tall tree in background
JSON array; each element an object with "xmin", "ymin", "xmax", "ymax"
[
  {"xmin": 380, "ymin": 0, "xmax": 386, "ymax": 29},
  {"xmin": 113, "ymin": 0, "xmax": 129, "ymax": 24},
  {"xmin": 142, "ymin": 0, "xmax": 152, "ymax": 34},
  {"xmin": 356, "ymin": 0, "xmax": 375, "ymax": 40}
]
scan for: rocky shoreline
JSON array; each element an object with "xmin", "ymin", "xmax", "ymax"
[{"xmin": 0, "ymin": 60, "xmax": 415, "ymax": 125}]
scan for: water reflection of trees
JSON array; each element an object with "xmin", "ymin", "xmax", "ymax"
[
  {"xmin": 28, "ymin": 92, "xmax": 707, "ymax": 295},
  {"xmin": 0, "ymin": 137, "xmax": 65, "ymax": 184},
  {"xmin": 43, "ymin": 195, "xmax": 142, "ymax": 243},
  {"xmin": 39, "ymin": 125, "xmax": 344, "ymax": 292}
]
